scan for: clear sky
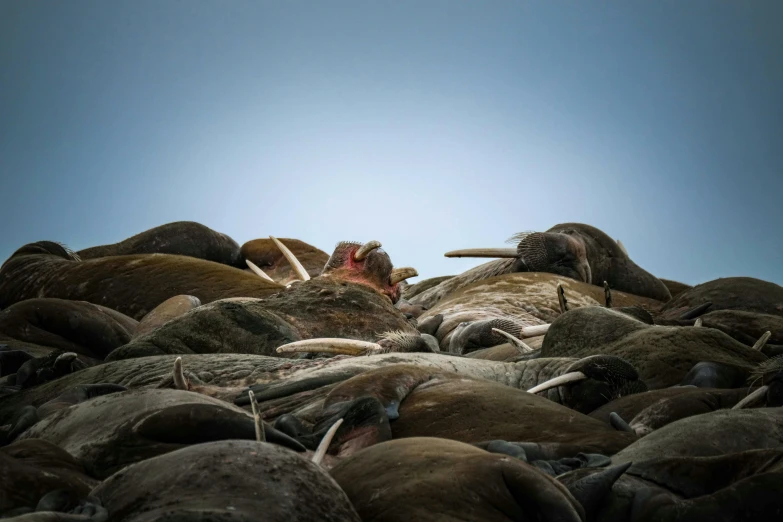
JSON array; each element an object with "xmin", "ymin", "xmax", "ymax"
[{"xmin": 2, "ymin": 1, "xmax": 781, "ymax": 286}]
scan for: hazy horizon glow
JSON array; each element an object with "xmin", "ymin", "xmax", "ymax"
[{"xmin": 2, "ymin": 1, "xmax": 782, "ymax": 287}]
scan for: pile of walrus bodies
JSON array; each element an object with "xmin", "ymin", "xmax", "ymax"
[{"xmin": 1, "ymin": 221, "xmax": 782, "ymax": 521}]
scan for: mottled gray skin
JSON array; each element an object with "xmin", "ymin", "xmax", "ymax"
[
  {"xmin": 107, "ymin": 277, "xmax": 416, "ymax": 360},
  {"xmin": 17, "ymin": 389, "xmax": 303, "ymax": 479},
  {"xmin": 541, "ymin": 306, "xmax": 767, "ymax": 389},
  {"xmin": 77, "ymin": 221, "xmax": 244, "ymax": 268},
  {"xmin": 0, "ymin": 298, "xmax": 138, "ymax": 359},
  {"xmin": 0, "ymin": 242, "xmax": 282, "ymax": 321},
  {"xmin": 331, "ymin": 437, "xmax": 585, "ymax": 522},
  {"xmin": 94, "ymin": 440, "xmax": 361, "ymax": 522},
  {"xmin": 659, "ymin": 276, "xmax": 783, "ymax": 319},
  {"xmin": 411, "ymin": 223, "xmax": 671, "ymax": 309}
]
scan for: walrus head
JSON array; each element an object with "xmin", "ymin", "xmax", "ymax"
[
  {"xmin": 321, "ymin": 240, "xmax": 417, "ymax": 304},
  {"xmin": 3, "ymin": 240, "xmax": 81, "ymax": 267}
]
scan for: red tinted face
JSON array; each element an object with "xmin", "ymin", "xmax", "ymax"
[{"xmin": 322, "ymin": 242, "xmax": 401, "ymax": 303}]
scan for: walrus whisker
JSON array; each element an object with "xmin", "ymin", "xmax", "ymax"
[
  {"xmin": 173, "ymin": 357, "xmax": 188, "ymax": 390},
  {"xmin": 443, "ymin": 248, "xmax": 519, "ymax": 258},
  {"xmin": 389, "ymin": 267, "xmax": 418, "ymax": 286},
  {"xmin": 520, "ymin": 324, "xmax": 550, "ymax": 338},
  {"xmin": 245, "ymin": 259, "xmax": 275, "ymax": 282},
  {"xmin": 693, "ymin": 317, "xmax": 703, "ymax": 327},
  {"xmin": 732, "ymin": 386, "xmax": 769, "ymax": 409},
  {"xmin": 247, "ymin": 390, "xmax": 266, "ymax": 442},
  {"xmin": 557, "ymin": 284, "xmax": 568, "ymax": 313},
  {"xmin": 276, "ymin": 338, "xmax": 384, "ymax": 356},
  {"xmin": 353, "ymin": 240, "xmax": 382, "ymax": 261},
  {"xmin": 312, "ymin": 418, "xmax": 343, "ymax": 466},
  {"xmin": 491, "ymin": 328, "xmax": 534, "ymax": 353},
  {"xmin": 603, "ymin": 281, "xmax": 613, "ymax": 308},
  {"xmin": 269, "ymin": 236, "xmax": 311, "ymax": 281},
  {"xmin": 528, "ymin": 371, "xmax": 587, "ymax": 394},
  {"xmin": 751, "ymin": 331, "xmax": 772, "ymax": 351}
]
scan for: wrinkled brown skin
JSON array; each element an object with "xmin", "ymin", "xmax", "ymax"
[
  {"xmin": 94, "ymin": 440, "xmax": 361, "ymax": 522},
  {"xmin": 0, "ymin": 439, "xmax": 98, "ymax": 513},
  {"xmin": 0, "ymin": 298, "xmax": 138, "ymax": 359},
  {"xmin": 17, "ymin": 388, "xmax": 302, "ymax": 479},
  {"xmin": 0, "ymin": 241, "xmax": 282, "ymax": 320},
  {"xmin": 330, "ymin": 437, "xmax": 584, "ymax": 522},
  {"xmin": 659, "ymin": 276, "xmax": 783, "ymax": 319},
  {"xmin": 401, "ymin": 275, "xmax": 454, "ymax": 300},
  {"xmin": 589, "ymin": 387, "xmax": 701, "ymax": 425},
  {"xmin": 541, "ymin": 306, "xmax": 767, "ymax": 389},
  {"xmin": 77, "ymin": 220, "xmax": 244, "ymax": 267},
  {"xmin": 107, "ymin": 277, "xmax": 416, "ymax": 360},
  {"xmin": 241, "ymin": 237, "xmax": 329, "ymax": 282},
  {"xmin": 660, "ymin": 278, "xmax": 692, "ymax": 299},
  {"xmin": 417, "ymin": 272, "xmax": 664, "ymax": 350}
]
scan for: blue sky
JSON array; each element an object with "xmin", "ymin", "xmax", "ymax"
[{"xmin": 2, "ymin": 1, "xmax": 781, "ymax": 286}]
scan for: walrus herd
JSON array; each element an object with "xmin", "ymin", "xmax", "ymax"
[{"xmin": 1, "ymin": 220, "xmax": 782, "ymax": 521}]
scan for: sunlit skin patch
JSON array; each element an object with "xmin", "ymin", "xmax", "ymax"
[{"xmin": 322, "ymin": 242, "xmax": 402, "ymax": 303}]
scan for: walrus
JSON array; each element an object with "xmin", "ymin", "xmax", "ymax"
[
  {"xmin": 412, "ymin": 222, "xmax": 672, "ymax": 309},
  {"xmin": 659, "ymin": 276, "xmax": 783, "ymax": 319},
  {"xmin": 0, "ymin": 241, "xmax": 282, "ymax": 320},
  {"xmin": 105, "ymin": 240, "xmax": 419, "ymax": 360},
  {"xmin": 77, "ymin": 220, "xmax": 244, "ymax": 267},
  {"xmin": 91, "ymin": 440, "xmax": 361, "ymax": 522}
]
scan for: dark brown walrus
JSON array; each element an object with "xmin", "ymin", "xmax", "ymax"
[{"xmin": 0, "ymin": 241, "xmax": 282, "ymax": 320}]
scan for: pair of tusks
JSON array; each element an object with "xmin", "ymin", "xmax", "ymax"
[
  {"xmin": 350, "ymin": 240, "xmax": 418, "ymax": 285},
  {"xmin": 277, "ymin": 338, "xmax": 385, "ymax": 356},
  {"xmin": 491, "ymin": 328, "xmax": 534, "ymax": 353},
  {"xmin": 245, "ymin": 236, "xmax": 312, "ymax": 283},
  {"xmin": 527, "ymin": 371, "xmax": 587, "ymax": 394}
]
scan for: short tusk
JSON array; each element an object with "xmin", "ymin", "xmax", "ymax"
[
  {"xmin": 269, "ymin": 236, "xmax": 311, "ymax": 281},
  {"xmin": 247, "ymin": 390, "xmax": 266, "ymax": 442},
  {"xmin": 694, "ymin": 317, "xmax": 703, "ymax": 327},
  {"xmin": 557, "ymin": 284, "xmax": 569, "ymax": 313},
  {"xmin": 312, "ymin": 418, "xmax": 343, "ymax": 466},
  {"xmin": 390, "ymin": 267, "xmax": 418, "ymax": 286},
  {"xmin": 520, "ymin": 324, "xmax": 550, "ymax": 338},
  {"xmin": 173, "ymin": 357, "xmax": 188, "ymax": 390},
  {"xmin": 751, "ymin": 331, "xmax": 772, "ymax": 351},
  {"xmin": 616, "ymin": 239, "xmax": 628, "ymax": 256},
  {"xmin": 245, "ymin": 259, "xmax": 275, "ymax": 282},
  {"xmin": 492, "ymin": 328, "xmax": 534, "ymax": 353},
  {"xmin": 353, "ymin": 240, "xmax": 382, "ymax": 261},
  {"xmin": 732, "ymin": 386, "xmax": 769, "ymax": 410},
  {"xmin": 609, "ymin": 412, "xmax": 634, "ymax": 433},
  {"xmin": 55, "ymin": 352, "xmax": 78, "ymax": 363},
  {"xmin": 603, "ymin": 281, "xmax": 613, "ymax": 308},
  {"xmin": 528, "ymin": 371, "xmax": 587, "ymax": 394},
  {"xmin": 444, "ymin": 248, "xmax": 519, "ymax": 258},
  {"xmin": 276, "ymin": 338, "xmax": 383, "ymax": 356}
]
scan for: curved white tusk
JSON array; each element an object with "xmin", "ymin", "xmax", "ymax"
[
  {"xmin": 528, "ymin": 371, "xmax": 587, "ymax": 394},
  {"xmin": 245, "ymin": 259, "xmax": 275, "ymax": 282},
  {"xmin": 269, "ymin": 236, "xmax": 311, "ymax": 281},
  {"xmin": 247, "ymin": 390, "xmax": 266, "ymax": 442},
  {"xmin": 276, "ymin": 338, "xmax": 383, "ymax": 356},
  {"xmin": 732, "ymin": 386, "xmax": 769, "ymax": 410},
  {"xmin": 353, "ymin": 240, "xmax": 382, "ymax": 261},
  {"xmin": 751, "ymin": 331, "xmax": 772, "ymax": 351},
  {"xmin": 444, "ymin": 248, "xmax": 519, "ymax": 258},
  {"xmin": 520, "ymin": 324, "xmax": 550, "ymax": 338},
  {"xmin": 173, "ymin": 357, "xmax": 188, "ymax": 390},
  {"xmin": 390, "ymin": 267, "xmax": 418, "ymax": 286},
  {"xmin": 492, "ymin": 328, "xmax": 534, "ymax": 353},
  {"xmin": 616, "ymin": 239, "xmax": 629, "ymax": 256},
  {"xmin": 312, "ymin": 418, "xmax": 344, "ymax": 466}
]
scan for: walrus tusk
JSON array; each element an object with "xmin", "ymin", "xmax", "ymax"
[
  {"xmin": 444, "ymin": 248, "xmax": 519, "ymax": 258},
  {"xmin": 312, "ymin": 418, "xmax": 343, "ymax": 466},
  {"xmin": 528, "ymin": 371, "xmax": 587, "ymax": 394},
  {"xmin": 245, "ymin": 259, "xmax": 275, "ymax": 282},
  {"xmin": 390, "ymin": 267, "xmax": 418, "ymax": 286},
  {"xmin": 276, "ymin": 338, "xmax": 384, "ymax": 356},
  {"xmin": 609, "ymin": 412, "xmax": 634, "ymax": 433},
  {"xmin": 751, "ymin": 331, "xmax": 772, "ymax": 351},
  {"xmin": 492, "ymin": 328, "xmax": 534, "ymax": 353},
  {"xmin": 173, "ymin": 357, "xmax": 188, "ymax": 390},
  {"xmin": 247, "ymin": 390, "xmax": 266, "ymax": 442},
  {"xmin": 353, "ymin": 240, "xmax": 382, "ymax": 261},
  {"xmin": 732, "ymin": 386, "xmax": 769, "ymax": 409},
  {"xmin": 616, "ymin": 239, "xmax": 628, "ymax": 256},
  {"xmin": 557, "ymin": 284, "xmax": 569, "ymax": 313},
  {"xmin": 694, "ymin": 317, "xmax": 703, "ymax": 327},
  {"xmin": 269, "ymin": 236, "xmax": 311, "ymax": 281},
  {"xmin": 603, "ymin": 281, "xmax": 613, "ymax": 308},
  {"xmin": 520, "ymin": 324, "xmax": 550, "ymax": 338}
]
